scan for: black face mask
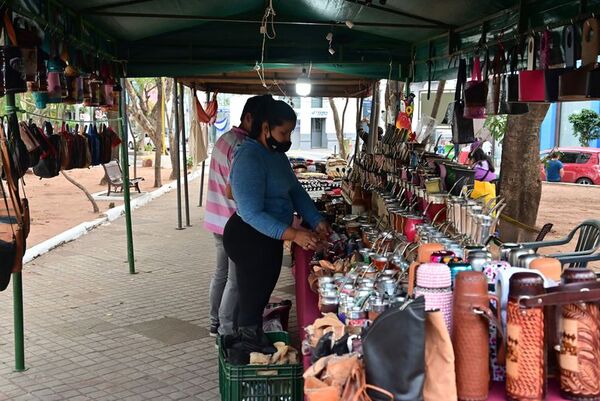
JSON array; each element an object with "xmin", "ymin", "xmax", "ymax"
[{"xmin": 266, "ymin": 130, "xmax": 292, "ymax": 153}]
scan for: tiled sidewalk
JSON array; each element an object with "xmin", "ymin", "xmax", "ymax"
[{"xmin": 0, "ymin": 178, "xmax": 297, "ymax": 400}]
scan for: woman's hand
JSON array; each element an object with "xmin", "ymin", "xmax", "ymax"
[{"xmin": 292, "ymin": 229, "xmax": 320, "ymax": 251}]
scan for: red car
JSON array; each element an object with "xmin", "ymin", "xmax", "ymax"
[{"xmin": 540, "ymin": 147, "xmax": 600, "ymax": 185}]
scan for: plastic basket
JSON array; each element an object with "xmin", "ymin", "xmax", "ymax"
[{"xmin": 218, "ymin": 331, "xmax": 303, "ymax": 401}]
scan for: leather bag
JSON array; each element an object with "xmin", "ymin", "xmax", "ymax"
[
  {"xmin": 559, "ymin": 18, "xmax": 600, "ymax": 100},
  {"xmin": 1, "ymin": 11, "xmax": 27, "ymax": 94},
  {"xmin": 519, "ymin": 34, "xmax": 546, "ymax": 102},
  {"xmin": 451, "ymin": 59, "xmax": 475, "ymax": 144},
  {"xmin": 485, "ymin": 50, "xmax": 503, "ymax": 115},
  {"xmin": 363, "ymin": 296, "xmax": 426, "ymax": 401},
  {"xmin": 452, "ymin": 271, "xmax": 502, "ymax": 401},
  {"xmin": 500, "ymin": 47, "xmax": 529, "ymax": 115},
  {"xmin": 506, "ymin": 272, "xmax": 546, "ymax": 401},
  {"xmin": 463, "ymin": 56, "xmax": 488, "ymax": 119},
  {"xmin": 424, "ymin": 311, "xmax": 457, "ymax": 401}
]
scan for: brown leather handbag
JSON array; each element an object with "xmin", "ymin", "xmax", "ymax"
[
  {"xmin": 424, "ymin": 311, "xmax": 457, "ymax": 401},
  {"xmin": 452, "ymin": 271, "xmax": 501, "ymax": 401},
  {"xmin": 559, "ymin": 18, "xmax": 600, "ymax": 100},
  {"xmin": 506, "ymin": 272, "xmax": 546, "ymax": 401}
]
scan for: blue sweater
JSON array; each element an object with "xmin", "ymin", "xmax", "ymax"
[{"xmin": 230, "ymin": 138, "xmax": 323, "ymax": 239}]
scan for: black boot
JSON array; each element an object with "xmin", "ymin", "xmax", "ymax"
[{"xmin": 237, "ymin": 326, "xmax": 277, "ymax": 355}]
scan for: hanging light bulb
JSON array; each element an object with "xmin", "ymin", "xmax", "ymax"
[{"xmin": 295, "ymin": 68, "xmax": 311, "ymax": 96}]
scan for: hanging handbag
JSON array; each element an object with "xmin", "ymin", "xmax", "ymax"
[
  {"xmin": 451, "ymin": 59, "xmax": 475, "ymax": 144},
  {"xmin": 500, "ymin": 48, "xmax": 529, "ymax": 114},
  {"xmin": 363, "ymin": 297, "xmax": 426, "ymax": 401},
  {"xmin": 542, "ymin": 29, "xmax": 570, "ymax": 102},
  {"xmin": 519, "ymin": 34, "xmax": 547, "ymax": 102},
  {"xmin": 424, "ymin": 311, "xmax": 457, "ymax": 401},
  {"xmin": 559, "ymin": 18, "xmax": 600, "ymax": 100},
  {"xmin": 486, "ymin": 49, "xmax": 503, "ymax": 115},
  {"xmin": 1, "ymin": 10, "xmax": 27, "ymax": 94},
  {"xmin": 506, "ymin": 272, "xmax": 546, "ymax": 401},
  {"xmin": 463, "ymin": 56, "xmax": 488, "ymax": 119},
  {"xmin": 452, "ymin": 271, "xmax": 502, "ymax": 401},
  {"xmin": 517, "ymin": 268, "xmax": 600, "ymax": 401}
]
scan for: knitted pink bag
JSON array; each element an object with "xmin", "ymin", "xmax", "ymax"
[{"xmin": 415, "ymin": 263, "xmax": 453, "ymax": 333}]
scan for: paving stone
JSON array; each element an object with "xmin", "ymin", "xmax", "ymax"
[{"xmin": 0, "ymin": 177, "xmax": 299, "ymax": 399}]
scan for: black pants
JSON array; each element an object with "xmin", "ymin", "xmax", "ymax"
[{"xmin": 223, "ymin": 213, "xmax": 284, "ymax": 328}]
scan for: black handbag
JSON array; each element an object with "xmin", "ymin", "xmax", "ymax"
[
  {"xmin": 501, "ymin": 47, "xmax": 529, "ymax": 114},
  {"xmin": 363, "ymin": 296, "xmax": 426, "ymax": 401},
  {"xmin": 451, "ymin": 59, "xmax": 475, "ymax": 144}
]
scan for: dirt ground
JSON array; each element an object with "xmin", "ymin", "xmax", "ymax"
[
  {"xmin": 535, "ymin": 183, "xmax": 600, "ymax": 269},
  {"xmin": 23, "ymin": 165, "xmax": 174, "ymax": 247}
]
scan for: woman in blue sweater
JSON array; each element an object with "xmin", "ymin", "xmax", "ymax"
[{"xmin": 223, "ymin": 97, "xmax": 329, "ymax": 363}]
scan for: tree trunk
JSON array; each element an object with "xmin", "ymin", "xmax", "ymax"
[
  {"xmin": 328, "ymin": 97, "xmax": 348, "ymax": 159},
  {"xmin": 154, "ymin": 142, "xmax": 163, "ymax": 187},
  {"xmin": 498, "ymin": 103, "xmax": 550, "ymax": 242},
  {"xmin": 61, "ymin": 171, "xmax": 100, "ymax": 213}
]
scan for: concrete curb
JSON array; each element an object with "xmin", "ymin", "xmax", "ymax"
[
  {"xmin": 24, "ymin": 168, "xmax": 204, "ymax": 264},
  {"xmin": 542, "ymin": 181, "xmax": 600, "ymax": 189}
]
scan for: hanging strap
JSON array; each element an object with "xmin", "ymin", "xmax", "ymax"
[
  {"xmin": 2, "ymin": 9, "xmax": 17, "ymax": 47},
  {"xmin": 0, "ymin": 123, "xmax": 23, "ymax": 227},
  {"xmin": 519, "ymin": 281, "xmax": 600, "ymax": 308},
  {"xmin": 526, "ymin": 34, "xmax": 537, "ymax": 71},
  {"xmin": 539, "ymin": 30, "xmax": 551, "ymax": 69},
  {"xmin": 455, "ymin": 59, "xmax": 467, "ymax": 101},
  {"xmin": 472, "ymin": 56, "xmax": 482, "ymax": 81}
]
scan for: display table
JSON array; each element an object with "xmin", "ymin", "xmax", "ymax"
[
  {"xmin": 291, "ymin": 246, "xmax": 320, "ymax": 370},
  {"xmin": 292, "ymin": 248, "xmax": 570, "ymax": 400}
]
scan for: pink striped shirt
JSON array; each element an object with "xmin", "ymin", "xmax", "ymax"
[{"xmin": 204, "ymin": 127, "xmax": 247, "ymax": 234}]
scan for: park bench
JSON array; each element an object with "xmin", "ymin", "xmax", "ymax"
[{"xmin": 101, "ymin": 160, "xmax": 144, "ymax": 196}]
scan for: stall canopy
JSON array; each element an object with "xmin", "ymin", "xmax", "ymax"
[{"xmin": 9, "ymin": 0, "xmax": 599, "ymax": 81}]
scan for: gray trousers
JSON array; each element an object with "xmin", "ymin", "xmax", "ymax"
[{"xmin": 208, "ymin": 233, "xmax": 238, "ymax": 335}]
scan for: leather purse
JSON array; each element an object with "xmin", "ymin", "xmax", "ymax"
[
  {"xmin": 485, "ymin": 50, "xmax": 503, "ymax": 115},
  {"xmin": 363, "ymin": 297, "xmax": 426, "ymax": 401},
  {"xmin": 452, "ymin": 271, "xmax": 502, "ymax": 401},
  {"xmin": 424, "ymin": 311, "xmax": 457, "ymax": 401},
  {"xmin": 1, "ymin": 11, "xmax": 27, "ymax": 95},
  {"xmin": 541, "ymin": 29, "xmax": 569, "ymax": 102},
  {"xmin": 463, "ymin": 56, "xmax": 488, "ymax": 119},
  {"xmin": 502, "ymin": 47, "xmax": 529, "ymax": 114},
  {"xmin": 559, "ymin": 18, "xmax": 600, "ymax": 100},
  {"xmin": 451, "ymin": 59, "xmax": 475, "ymax": 145},
  {"xmin": 506, "ymin": 272, "xmax": 546, "ymax": 401},
  {"xmin": 519, "ymin": 34, "xmax": 546, "ymax": 102}
]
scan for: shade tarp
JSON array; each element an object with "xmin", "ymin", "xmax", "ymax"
[{"xmin": 8, "ymin": 0, "xmax": 600, "ymax": 81}]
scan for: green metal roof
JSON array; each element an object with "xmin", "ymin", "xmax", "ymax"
[{"xmin": 8, "ymin": 0, "xmax": 600, "ymax": 80}]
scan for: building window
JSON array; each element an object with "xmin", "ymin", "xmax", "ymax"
[{"xmin": 311, "ymin": 97, "xmax": 323, "ymax": 108}]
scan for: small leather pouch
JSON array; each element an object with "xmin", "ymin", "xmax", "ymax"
[
  {"xmin": 463, "ymin": 56, "xmax": 488, "ymax": 119},
  {"xmin": 506, "ymin": 272, "xmax": 546, "ymax": 401},
  {"xmin": 451, "ymin": 59, "xmax": 475, "ymax": 144},
  {"xmin": 452, "ymin": 271, "xmax": 502, "ymax": 401},
  {"xmin": 519, "ymin": 34, "xmax": 546, "ymax": 102}
]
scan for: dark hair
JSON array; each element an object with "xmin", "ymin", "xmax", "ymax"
[
  {"xmin": 248, "ymin": 97, "xmax": 297, "ymax": 139},
  {"xmin": 469, "ymin": 147, "xmax": 495, "ymax": 173},
  {"xmin": 240, "ymin": 95, "xmax": 270, "ymax": 123},
  {"xmin": 551, "ymin": 152, "xmax": 560, "ymax": 159}
]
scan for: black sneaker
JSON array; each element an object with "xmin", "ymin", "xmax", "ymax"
[{"xmin": 209, "ymin": 322, "xmax": 219, "ymax": 337}]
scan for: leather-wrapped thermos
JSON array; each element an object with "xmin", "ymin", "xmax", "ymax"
[
  {"xmin": 559, "ymin": 268, "xmax": 600, "ymax": 401},
  {"xmin": 363, "ymin": 296, "xmax": 426, "ymax": 401},
  {"xmin": 452, "ymin": 271, "xmax": 501, "ymax": 401},
  {"xmin": 506, "ymin": 272, "xmax": 546, "ymax": 401}
]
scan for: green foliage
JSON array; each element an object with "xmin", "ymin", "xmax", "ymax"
[
  {"xmin": 568, "ymin": 109, "xmax": 600, "ymax": 146},
  {"xmin": 483, "ymin": 115, "xmax": 508, "ymax": 143}
]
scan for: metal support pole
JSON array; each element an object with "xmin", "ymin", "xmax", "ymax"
[
  {"xmin": 178, "ymin": 83, "xmax": 190, "ymax": 226},
  {"xmin": 5, "ymin": 92, "xmax": 25, "ymax": 372},
  {"xmin": 119, "ymin": 79, "xmax": 136, "ymax": 274},
  {"xmin": 367, "ymin": 81, "xmax": 380, "ymax": 154},
  {"xmin": 198, "ymin": 90, "xmax": 209, "ymax": 207},
  {"xmin": 173, "ymin": 79, "xmax": 183, "ymax": 230}
]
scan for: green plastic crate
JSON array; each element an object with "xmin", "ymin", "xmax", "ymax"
[{"xmin": 218, "ymin": 331, "xmax": 303, "ymax": 401}]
